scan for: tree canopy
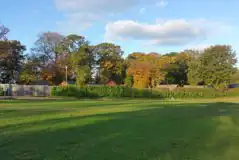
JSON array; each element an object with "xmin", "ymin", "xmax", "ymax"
[
  {"xmin": 0, "ymin": 40, "xmax": 26, "ymax": 83},
  {"xmin": 187, "ymin": 45, "xmax": 237, "ymax": 89},
  {"xmin": 0, "ymin": 24, "xmax": 238, "ymax": 90}
]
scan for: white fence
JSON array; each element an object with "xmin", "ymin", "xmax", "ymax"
[{"xmin": 0, "ymin": 84, "xmax": 51, "ymax": 97}]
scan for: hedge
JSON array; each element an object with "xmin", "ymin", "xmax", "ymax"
[{"xmin": 51, "ymin": 85, "xmax": 239, "ymax": 99}]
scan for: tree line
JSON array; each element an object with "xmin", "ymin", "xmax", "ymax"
[{"xmin": 0, "ymin": 24, "xmax": 238, "ymax": 90}]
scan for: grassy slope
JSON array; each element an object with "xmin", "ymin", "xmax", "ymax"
[{"xmin": 0, "ymin": 98, "xmax": 239, "ymax": 160}]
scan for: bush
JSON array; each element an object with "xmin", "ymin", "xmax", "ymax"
[
  {"xmin": 51, "ymin": 85, "xmax": 155, "ymax": 98},
  {"xmin": 51, "ymin": 85, "xmax": 239, "ymax": 99},
  {"xmin": 51, "ymin": 85, "xmax": 85, "ymax": 98}
]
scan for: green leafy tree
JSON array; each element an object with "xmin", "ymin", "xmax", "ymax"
[
  {"xmin": 0, "ymin": 40, "xmax": 26, "ymax": 83},
  {"xmin": 19, "ymin": 55, "xmax": 42, "ymax": 84},
  {"xmin": 61, "ymin": 34, "xmax": 93, "ymax": 86},
  {"xmin": 93, "ymin": 43, "xmax": 125, "ymax": 84},
  {"xmin": 164, "ymin": 52, "xmax": 190, "ymax": 86},
  {"xmin": 186, "ymin": 50, "xmax": 202, "ymax": 85},
  {"xmin": 69, "ymin": 48, "xmax": 92, "ymax": 86},
  {"xmin": 198, "ymin": 45, "xmax": 237, "ymax": 89},
  {"xmin": 75, "ymin": 66, "xmax": 91, "ymax": 86}
]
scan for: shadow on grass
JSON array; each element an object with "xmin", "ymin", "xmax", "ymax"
[{"xmin": 0, "ymin": 102, "xmax": 239, "ymax": 160}]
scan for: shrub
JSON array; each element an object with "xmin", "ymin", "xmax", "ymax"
[
  {"xmin": 51, "ymin": 85, "xmax": 239, "ymax": 99},
  {"xmin": 51, "ymin": 86, "xmax": 155, "ymax": 98},
  {"xmin": 51, "ymin": 85, "xmax": 84, "ymax": 98}
]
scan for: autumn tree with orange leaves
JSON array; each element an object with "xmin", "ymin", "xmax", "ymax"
[{"xmin": 127, "ymin": 53, "xmax": 174, "ymax": 88}]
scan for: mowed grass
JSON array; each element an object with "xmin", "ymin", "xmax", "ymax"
[{"xmin": 0, "ymin": 98, "xmax": 239, "ymax": 160}]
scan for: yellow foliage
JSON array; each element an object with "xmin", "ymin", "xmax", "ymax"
[{"xmin": 127, "ymin": 53, "xmax": 176, "ymax": 88}]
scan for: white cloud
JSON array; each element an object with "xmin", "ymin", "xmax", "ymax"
[
  {"xmin": 156, "ymin": 0, "xmax": 168, "ymax": 8},
  {"xmin": 54, "ymin": 0, "xmax": 140, "ymax": 32},
  {"xmin": 105, "ymin": 19, "xmax": 228, "ymax": 46},
  {"xmin": 54, "ymin": 0, "xmax": 164, "ymax": 33}
]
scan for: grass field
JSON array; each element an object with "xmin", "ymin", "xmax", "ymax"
[{"xmin": 0, "ymin": 98, "xmax": 239, "ymax": 160}]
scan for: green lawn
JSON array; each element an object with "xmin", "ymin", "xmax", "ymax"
[{"xmin": 0, "ymin": 98, "xmax": 239, "ymax": 160}]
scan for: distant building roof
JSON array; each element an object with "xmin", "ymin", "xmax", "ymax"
[{"xmin": 106, "ymin": 80, "xmax": 117, "ymax": 86}]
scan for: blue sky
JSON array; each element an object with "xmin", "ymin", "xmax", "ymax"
[{"xmin": 1, "ymin": 0, "xmax": 239, "ymax": 62}]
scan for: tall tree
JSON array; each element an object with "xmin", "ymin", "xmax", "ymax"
[
  {"xmin": 19, "ymin": 54, "xmax": 42, "ymax": 84},
  {"xmin": 189, "ymin": 45, "xmax": 237, "ymax": 89},
  {"xmin": 127, "ymin": 59, "xmax": 153, "ymax": 88},
  {"xmin": 186, "ymin": 50, "xmax": 202, "ymax": 85},
  {"xmin": 59, "ymin": 34, "xmax": 93, "ymax": 86},
  {"xmin": 93, "ymin": 43, "xmax": 125, "ymax": 84},
  {"xmin": 127, "ymin": 53, "xmax": 174, "ymax": 88},
  {"xmin": 0, "ymin": 40, "xmax": 25, "ymax": 83},
  {"xmin": 164, "ymin": 52, "xmax": 191, "ymax": 86},
  {"xmin": 31, "ymin": 32, "xmax": 64, "ymax": 84},
  {"xmin": 32, "ymin": 32, "xmax": 64, "ymax": 64},
  {"xmin": 201, "ymin": 45, "xmax": 237, "ymax": 89}
]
